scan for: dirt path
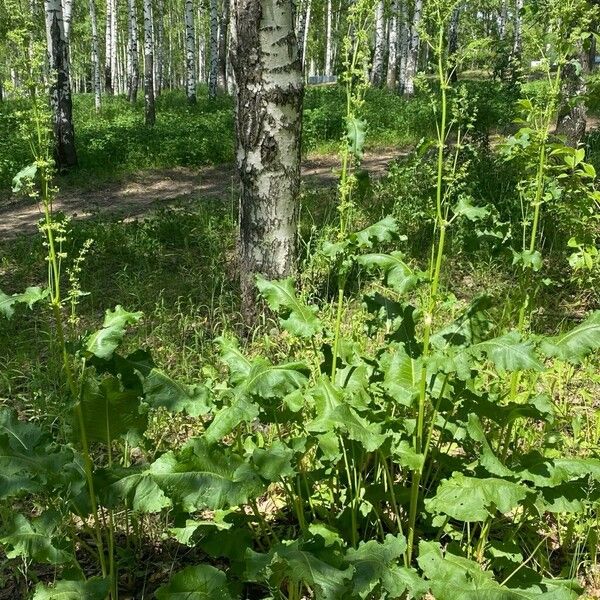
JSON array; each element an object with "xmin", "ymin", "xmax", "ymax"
[{"xmin": 0, "ymin": 150, "xmax": 400, "ymax": 239}]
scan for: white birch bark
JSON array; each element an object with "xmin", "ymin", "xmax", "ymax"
[
  {"xmin": 386, "ymin": 0, "xmax": 398, "ymax": 89},
  {"xmin": 324, "ymin": 0, "xmax": 333, "ymax": 77},
  {"xmin": 61, "ymin": 0, "xmax": 73, "ymax": 41},
  {"xmin": 371, "ymin": 0, "xmax": 385, "ymax": 86},
  {"xmin": 301, "ymin": 0, "xmax": 311, "ymax": 72},
  {"xmin": 208, "ymin": 0, "xmax": 219, "ymax": 98},
  {"xmin": 184, "ymin": 0, "xmax": 197, "ymax": 102},
  {"xmin": 89, "ymin": 0, "xmax": 101, "ymax": 109},
  {"xmin": 44, "ymin": 0, "xmax": 78, "ymax": 167},
  {"xmin": 513, "ymin": 0, "xmax": 523, "ymax": 57},
  {"xmin": 404, "ymin": 0, "xmax": 421, "ymax": 95},
  {"xmin": 156, "ymin": 0, "xmax": 164, "ymax": 93},
  {"xmin": 143, "ymin": 0, "xmax": 155, "ymax": 124},
  {"xmin": 111, "ymin": 0, "xmax": 118, "ymax": 91},
  {"xmin": 105, "ymin": 0, "xmax": 113, "ymax": 92},
  {"xmin": 127, "ymin": 0, "xmax": 139, "ymax": 101},
  {"xmin": 398, "ymin": 0, "xmax": 409, "ymax": 93},
  {"xmin": 230, "ymin": 0, "xmax": 304, "ymax": 316}
]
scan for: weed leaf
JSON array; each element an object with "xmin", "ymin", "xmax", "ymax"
[{"xmin": 155, "ymin": 564, "xmax": 238, "ymax": 599}]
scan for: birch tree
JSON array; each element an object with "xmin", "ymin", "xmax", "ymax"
[
  {"xmin": 127, "ymin": 0, "xmax": 139, "ymax": 101},
  {"xmin": 370, "ymin": 0, "xmax": 385, "ymax": 86},
  {"xmin": 324, "ymin": 0, "xmax": 333, "ymax": 77},
  {"xmin": 218, "ymin": 0, "xmax": 228, "ymax": 90},
  {"xmin": 231, "ymin": 0, "xmax": 304, "ymax": 316},
  {"xmin": 143, "ymin": 0, "xmax": 155, "ymax": 124},
  {"xmin": 89, "ymin": 0, "xmax": 101, "ymax": 109},
  {"xmin": 386, "ymin": 0, "xmax": 398, "ymax": 89},
  {"xmin": 398, "ymin": 0, "xmax": 409, "ymax": 92},
  {"xmin": 156, "ymin": 0, "xmax": 164, "ymax": 92},
  {"xmin": 44, "ymin": 0, "xmax": 78, "ymax": 168},
  {"xmin": 404, "ymin": 0, "xmax": 422, "ymax": 95},
  {"xmin": 208, "ymin": 0, "xmax": 218, "ymax": 97},
  {"xmin": 184, "ymin": 0, "xmax": 196, "ymax": 102},
  {"xmin": 556, "ymin": 48, "xmax": 588, "ymax": 146}
]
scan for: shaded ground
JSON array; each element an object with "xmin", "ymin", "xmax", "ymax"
[{"xmin": 0, "ymin": 150, "xmax": 400, "ymax": 239}]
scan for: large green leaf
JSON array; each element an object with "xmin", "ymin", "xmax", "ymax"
[
  {"xmin": 203, "ymin": 398, "xmax": 258, "ymax": 445},
  {"xmin": 358, "ymin": 252, "xmax": 419, "ymax": 294},
  {"xmin": 252, "ymin": 441, "xmax": 296, "ymax": 481},
  {"xmin": 256, "ymin": 276, "xmax": 322, "ymax": 337},
  {"xmin": 344, "ymin": 534, "xmax": 407, "ymax": 598},
  {"xmin": 246, "ymin": 541, "xmax": 353, "ymax": 600},
  {"xmin": 155, "ymin": 564, "xmax": 238, "ymax": 600},
  {"xmin": 96, "ymin": 466, "xmax": 172, "ymax": 512},
  {"xmin": 0, "ymin": 286, "xmax": 48, "ymax": 319},
  {"xmin": 150, "ymin": 438, "xmax": 263, "ymax": 511},
  {"xmin": 379, "ymin": 344, "xmax": 421, "ymax": 406},
  {"xmin": 426, "ymin": 473, "xmax": 528, "ymax": 522},
  {"xmin": 0, "ymin": 512, "xmax": 73, "ymax": 564},
  {"xmin": 471, "ymin": 332, "xmax": 544, "ymax": 372},
  {"xmin": 12, "ymin": 162, "xmax": 38, "ymax": 192},
  {"xmin": 242, "ymin": 358, "xmax": 310, "ymax": 399},
  {"xmin": 540, "ymin": 311, "xmax": 600, "ymax": 363},
  {"xmin": 346, "ymin": 117, "xmax": 366, "ymax": 160},
  {"xmin": 76, "ymin": 374, "xmax": 147, "ymax": 443},
  {"xmin": 86, "ymin": 305, "xmax": 143, "ymax": 359},
  {"xmin": 418, "ymin": 541, "xmax": 580, "ymax": 599},
  {"xmin": 306, "ymin": 378, "xmax": 387, "ymax": 452},
  {"xmin": 143, "ymin": 369, "xmax": 212, "ymax": 416},
  {"xmin": 33, "ymin": 578, "xmax": 110, "ymax": 600},
  {"xmin": 0, "ymin": 408, "xmax": 79, "ymax": 500},
  {"xmin": 351, "ymin": 215, "xmax": 398, "ymax": 248}
]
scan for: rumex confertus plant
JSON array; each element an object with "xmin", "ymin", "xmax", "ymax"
[{"xmin": 1, "ymin": 1, "xmax": 600, "ymax": 599}]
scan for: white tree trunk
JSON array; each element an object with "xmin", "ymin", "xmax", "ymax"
[
  {"xmin": 217, "ymin": 0, "xmax": 229, "ymax": 89},
  {"xmin": 111, "ymin": 0, "xmax": 118, "ymax": 91},
  {"xmin": 105, "ymin": 0, "xmax": 113, "ymax": 92},
  {"xmin": 513, "ymin": 0, "xmax": 523, "ymax": 57},
  {"xmin": 386, "ymin": 0, "xmax": 398, "ymax": 89},
  {"xmin": 208, "ymin": 0, "xmax": 219, "ymax": 98},
  {"xmin": 156, "ymin": 0, "xmax": 164, "ymax": 93},
  {"xmin": 89, "ymin": 0, "xmax": 101, "ymax": 110},
  {"xmin": 143, "ymin": 0, "xmax": 155, "ymax": 124},
  {"xmin": 44, "ymin": 0, "xmax": 78, "ymax": 168},
  {"xmin": 404, "ymin": 0, "xmax": 421, "ymax": 95},
  {"xmin": 184, "ymin": 0, "xmax": 197, "ymax": 102},
  {"xmin": 371, "ymin": 0, "xmax": 385, "ymax": 86},
  {"xmin": 231, "ymin": 0, "xmax": 304, "ymax": 316},
  {"xmin": 398, "ymin": 0, "xmax": 409, "ymax": 93},
  {"xmin": 61, "ymin": 0, "xmax": 73, "ymax": 41},
  {"xmin": 127, "ymin": 0, "xmax": 139, "ymax": 101},
  {"xmin": 324, "ymin": 0, "xmax": 332, "ymax": 77}
]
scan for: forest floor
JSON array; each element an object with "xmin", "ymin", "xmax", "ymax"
[{"xmin": 0, "ymin": 149, "xmax": 400, "ymax": 239}]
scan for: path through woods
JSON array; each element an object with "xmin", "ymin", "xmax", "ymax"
[{"xmin": 0, "ymin": 150, "xmax": 400, "ymax": 238}]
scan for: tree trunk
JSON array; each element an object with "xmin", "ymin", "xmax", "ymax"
[
  {"xmin": 156, "ymin": 0, "xmax": 164, "ymax": 93},
  {"xmin": 111, "ymin": 0, "xmax": 118, "ymax": 91},
  {"xmin": 105, "ymin": 0, "xmax": 114, "ymax": 92},
  {"xmin": 127, "ymin": 0, "xmax": 139, "ymax": 101},
  {"xmin": 44, "ymin": 0, "xmax": 78, "ymax": 169},
  {"xmin": 386, "ymin": 0, "xmax": 398, "ymax": 89},
  {"xmin": 208, "ymin": 0, "xmax": 219, "ymax": 98},
  {"xmin": 217, "ymin": 0, "xmax": 229, "ymax": 90},
  {"xmin": 61, "ymin": 0, "xmax": 73, "ymax": 42},
  {"xmin": 512, "ymin": 0, "xmax": 523, "ymax": 57},
  {"xmin": 398, "ymin": 0, "xmax": 408, "ymax": 93},
  {"xmin": 324, "ymin": 0, "xmax": 333, "ymax": 77},
  {"xmin": 89, "ymin": 0, "xmax": 102, "ymax": 110},
  {"xmin": 371, "ymin": 0, "xmax": 385, "ymax": 86},
  {"xmin": 296, "ymin": 0, "xmax": 311, "ymax": 72},
  {"xmin": 231, "ymin": 0, "xmax": 304, "ymax": 318},
  {"xmin": 185, "ymin": 0, "xmax": 197, "ymax": 102},
  {"xmin": 556, "ymin": 49, "xmax": 588, "ymax": 146},
  {"xmin": 404, "ymin": 0, "xmax": 421, "ymax": 95},
  {"xmin": 143, "ymin": 0, "xmax": 155, "ymax": 125}
]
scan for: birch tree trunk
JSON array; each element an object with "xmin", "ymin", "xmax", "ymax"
[
  {"xmin": 127, "ymin": 0, "xmax": 139, "ymax": 101},
  {"xmin": 231, "ymin": 0, "xmax": 304, "ymax": 317},
  {"xmin": 217, "ymin": 0, "xmax": 229, "ymax": 90},
  {"xmin": 398, "ymin": 0, "xmax": 408, "ymax": 93},
  {"xmin": 208, "ymin": 0, "xmax": 219, "ymax": 98},
  {"xmin": 111, "ymin": 0, "xmax": 118, "ymax": 91},
  {"xmin": 513, "ymin": 0, "xmax": 523, "ymax": 58},
  {"xmin": 386, "ymin": 0, "xmax": 398, "ymax": 89},
  {"xmin": 296, "ymin": 0, "xmax": 311, "ymax": 72},
  {"xmin": 156, "ymin": 0, "xmax": 164, "ymax": 93},
  {"xmin": 404, "ymin": 0, "xmax": 422, "ymax": 95},
  {"xmin": 61, "ymin": 0, "xmax": 73, "ymax": 42},
  {"xmin": 498, "ymin": 0, "xmax": 508, "ymax": 41},
  {"xmin": 184, "ymin": 0, "xmax": 197, "ymax": 102},
  {"xmin": 371, "ymin": 0, "xmax": 385, "ymax": 86},
  {"xmin": 143, "ymin": 0, "xmax": 155, "ymax": 124},
  {"xmin": 89, "ymin": 0, "xmax": 101, "ymax": 110},
  {"xmin": 105, "ymin": 0, "xmax": 114, "ymax": 92},
  {"xmin": 44, "ymin": 0, "xmax": 78, "ymax": 168},
  {"xmin": 324, "ymin": 0, "xmax": 333, "ymax": 77}
]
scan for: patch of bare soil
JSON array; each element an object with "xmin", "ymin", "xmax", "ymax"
[{"xmin": 0, "ymin": 150, "xmax": 401, "ymax": 239}]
